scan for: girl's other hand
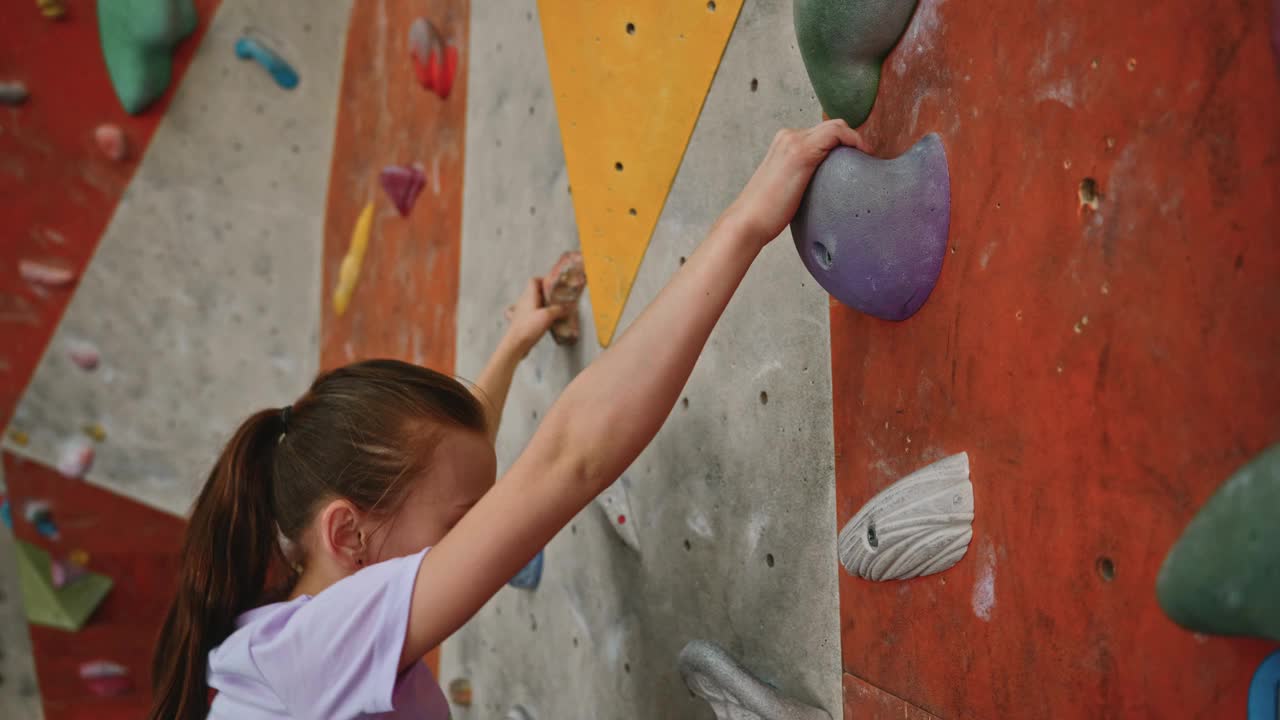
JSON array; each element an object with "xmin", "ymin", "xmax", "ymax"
[
  {"xmin": 503, "ymin": 277, "xmax": 570, "ymax": 357},
  {"xmin": 717, "ymin": 119, "xmax": 869, "ymax": 249}
]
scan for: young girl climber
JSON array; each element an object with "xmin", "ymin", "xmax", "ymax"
[{"xmin": 147, "ymin": 119, "xmax": 867, "ymax": 720}]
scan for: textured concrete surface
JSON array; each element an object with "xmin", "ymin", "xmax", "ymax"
[
  {"xmin": 0, "ymin": 464, "xmax": 44, "ymax": 720},
  {"xmin": 444, "ymin": 1, "xmax": 842, "ymax": 717},
  {"xmin": 3, "ymin": 0, "xmax": 352, "ymax": 516}
]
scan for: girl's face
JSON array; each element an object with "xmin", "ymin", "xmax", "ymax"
[{"xmin": 366, "ymin": 428, "xmax": 497, "ymax": 563}]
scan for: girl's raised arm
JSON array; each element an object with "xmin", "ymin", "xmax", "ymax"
[{"xmin": 400, "ymin": 120, "xmax": 867, "ymax": 668}]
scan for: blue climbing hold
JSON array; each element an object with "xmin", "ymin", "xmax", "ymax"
[
  {"xmin": 508, "ymin": 550, "xmax": 543, "ymax": 590},
  {"xmin": 1249, "ymin": 650, "xmax": 1280, "ymax": 720},
  {"xmin": 1, "ymin": 498, "xmax": 12, "ymax": 530},
  {"xmin": 235, "ymin": 36, "xmax": 299, "ymax": 89}
]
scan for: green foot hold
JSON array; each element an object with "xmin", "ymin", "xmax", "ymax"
[
  {"xmin": 15, "ymin": 540, "xmax": 113, "ymax": 631},
  {"xmin": 1156, "ymin": 444, "xmax": 1280, "ymax": 642},
  {"xmin": 794, "ymin": 0, "xmax": 920, "ymax": 127},
  {"xmin": 98, "ymin": 0, "xmax": 198, "ymax": 115}
]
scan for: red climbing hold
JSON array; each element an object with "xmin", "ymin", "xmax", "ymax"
[
  {"xmin": 94, "ymin": 124, "xmax": 128, "ymax": 161},
  {"xmin": 79, "ymin": 661, "xmax": 134, "ymax": 697},
  {"xmin": 617, "ymin": 514, "xmax": 626, "ymax": 525},
  {"xmin": 379, "ymin": 164, "xmax": 427, "ymax": 216},
  {"xmin": 409, "ymin": 18, "xmax": 458, "ymax": 99}
]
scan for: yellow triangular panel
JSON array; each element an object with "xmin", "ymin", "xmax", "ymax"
[{"xmin": 538, "ymin": 0, "xmax": 744, "ymax": 346}]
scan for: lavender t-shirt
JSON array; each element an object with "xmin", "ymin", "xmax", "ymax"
[{"xmin": 206, "ymin": 548, "xmax": 449, "ymax": 719}]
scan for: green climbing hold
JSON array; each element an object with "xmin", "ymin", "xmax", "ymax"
[
  {"xmin": 794, "ymin": 0, "xmax": 920, "ymax": 127},
  {"xmin": 1156, "ymin": 444, "xmax": 1280, "ymax": 642},
  {"xmin": 15, "ymin": 539, "xmax": 113, "ymax": 631},
  {"xmin": 97, "ymin": 0, "xmax": 198, "ymax": 115}
]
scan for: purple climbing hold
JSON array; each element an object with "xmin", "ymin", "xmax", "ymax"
[
  {"xmin": 790, "ymin": 133, "xmax": 950, "ymax": 321},
  {"xmin": 379, "ymin": 164, "xmax": 426, "ymax": 217}
]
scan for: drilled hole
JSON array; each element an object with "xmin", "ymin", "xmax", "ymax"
[
  {"xmin": 624, "ymin": 662, "xmax": 631, "ymax": 673},
  {"xmin": 707, "ymin": 0, "xmax": 716, "ymax": 10},
  {"xmin": 766, "ymin": 553, "xmax": 775, "ymax": 568},
  {"xmin": 1079, "ymin": 177, "xmax": 1101, "ymax": 212},
  {"xmin": 866, "ymin": 522, "xmax": 879, "ymax": 549},
  {"xmin": 615, "ymin": 161, "xmax": 624, "ymax": 172},
  {"xmin": 759, "ymin": 390, "xmax": 768, "ymax": 405},
  {"xmin": 573, "ymin": 637, "xmax": 579, "ymax": 647},
  {"xmin": 628, "ymin": 208, "xmax": 637, "ymax": 216},
  {"xmin": 750, "ymin": 78, "xmax": 758, "ymax": 92},
  {"xmin": 571, "ymin": 524, "xmax": 577, "ymax": 535},
  {"xmin": 683, "ymin": 538, "xmax": 692, "ymax": 550},
  {"xmin": 679, "ymin": 256, "xmax": 686, "ymax": 266},
  {"xmin": 626, "ymin": 22, "xmax": 636, "ymax": 34},
  {"xmin": 681, "ymin": 397, "xmax": 689, "ymax": 408},
  {"xmin": 813, "ymin": 241, "xmax": 833, "ymax": 270},
  {"xmin": 1096, "ymin": 556, "xmax": 1115, "ymax": 582}
]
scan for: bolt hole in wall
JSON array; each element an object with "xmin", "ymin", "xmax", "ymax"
[
  {"xmin": 626, "ymin": 22, "xmax": 636, "ymax": 35},
  {"xmin": 813, "ymin": 241, "xmax": 833, "ymax": 270},
  {"xmin": 707, "ymin": 0, "xmax": 716, "ymax": 10},
  {"xmin": 628, "ymin": 208, "xmax": 637, "ymax": 216},
  {"xmin": 1079, "ymin": 177, "xmax": 1101, "ymax": 211},
  {"xmin": 1096, "ymin": 556, "xmax": 1116, "ymax": 582},
  {"xmin": 624, "ymin": 663, "xmax": 631, "ymax": 674},
  {"xmin": 750, "ymin": 77, "xmax": 758, "ymax": 92},
  {"xmin": 759, "ymin": 390, "xmax": 768, "ymax": 405},
  {"xmin": 681, "ymin": 396, "xmax": 689, "ymax": 408},
  {"xmin": 684, "ymin": 538, "xmax": 692, "ymax": 550},
  {"xmin": 766, "ymin": 553, "xmax": 775, "ymax": 568},
  {"xmin": 615, "ymin": 161, "xmax": 624, "ymax": 171}
]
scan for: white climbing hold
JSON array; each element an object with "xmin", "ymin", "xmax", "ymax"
[
  {"xmin": 56, "ymin": 436, "xmax": 95, "ymax": 479},
  {"xmin": 595, "ymin": 476, "xmax": 641, "ymax": 552},
  {"xmin": 505, "ymin": 705, "xmax": 534, "ymax": 720},
  {"xmin": 678, "ymin": 640, "xmax": 830, "ymax": 720},
  {"xmin": 838, "ymin": 452, "xmax": 973, "ymax": 581},
  {"xmin": 67, "ymin": 339, "xmax": 100, "ymax": 371},
  {"xmin": 18, "ymin": 258, "xmax": 76, "ymax": 287}
]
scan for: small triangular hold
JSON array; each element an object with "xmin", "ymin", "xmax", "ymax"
[
  {"xmin": 379, "ymin": 164, "xmax": 427, "ymax": 217},
  {"xmin": 595, "ymin": 476, "xmax": 640, "ymax": 552},
  {"xmin": 508, "ymin": 549, "xmax": 543, "ymax": 590}
]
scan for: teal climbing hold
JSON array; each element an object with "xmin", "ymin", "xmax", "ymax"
[
  {"xmin": 1156, "ymin": 444, "xmax": 1280, "ymax": 642},
  {"xmin": 97, "ymin": 0, "xmax": 198, "ymax": 115},
  {"xmin": 794, "ymin": 0, "xmax": 920, "ymax": 127}
]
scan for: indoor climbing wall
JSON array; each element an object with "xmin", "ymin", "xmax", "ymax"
[
  {"xmin": 441, "ymin": 1, "xmax": 845, "ymax": 717},
  {"xmin": 829, "ymin": 0, "xmax": 1280, "ymax": 718},
  {"xmin": 1, "ymin": 0, "xmax": 352, "ymax": 716}
]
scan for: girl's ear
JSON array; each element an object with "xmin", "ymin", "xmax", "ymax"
[{"xmin": 317, "ymin": 499, "xmax": 367, "ymax": 570}]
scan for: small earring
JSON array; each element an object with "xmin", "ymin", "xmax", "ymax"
[{"xmin": 356, "ymin": 558, "xmax": 364, "ymax": 566}]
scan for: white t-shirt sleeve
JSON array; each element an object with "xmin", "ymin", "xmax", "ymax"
[{"xmin": 250, "ymin": 547, "xmax": 428, "ymax": 718}]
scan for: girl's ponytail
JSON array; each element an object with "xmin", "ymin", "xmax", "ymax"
[{"xmin": 148, "ymin": 409, "xmax": 287, "ymax": 720}]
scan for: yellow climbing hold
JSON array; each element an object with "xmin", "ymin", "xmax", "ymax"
[
  {"xmin": 69, "ymin": 549, "xmax": 90, "ymax": 567},
  {"xmin": 332, "ymin": 202, "xmax": 374, "ymax": 316},
  {"xmin": 37, "ymin": 0, "xmax": 66, "ymax": 19},
  {"xmin": 8, "ymin": 429, "xmax": 29, "ymax": 446},
  {"xmin": 537, "ymin": 0, "xmax": 744, "ymax": 345},
  {"xmin": 83, "ymin": 424, "xmax": 107, "ymax": 443}
]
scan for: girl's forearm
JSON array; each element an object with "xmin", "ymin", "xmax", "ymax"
[
  {"xmin": 473, "ymin": 337, "xmax": 524, "ymax": 442},
  {"xmin": 541, "ymin": 218, "xmax": 761, "ymax": 488}
]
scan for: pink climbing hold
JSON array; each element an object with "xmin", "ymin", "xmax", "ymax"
[
  {"xmin": 57, "ymin": 437, "xmax": 95, "ymax": 479},
  {"xmin": 94, "ymin": 124, "xmax": 128, "ymax": 161},
  {"xmin": 18, "ymin": 258, "xmax": 76, "ymax": 287},
  {"xmin": 80, "ymin": 660, "xmax": 134, "ymax": 697},
  {"xmin": 51, "ymin": 555, "xmax": 89, "ymax": 588},
  {"xmin": 68, "ymin": 340, "xmax": 101, "ymax": 371},
  {"xmin": 379, "ymin": 164, "xmax": 427, "ymax": 216}
]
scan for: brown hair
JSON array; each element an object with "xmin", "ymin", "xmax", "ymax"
[{"xmin": 148, "ymin": 359, "xmax": 486, "ymax": 720}]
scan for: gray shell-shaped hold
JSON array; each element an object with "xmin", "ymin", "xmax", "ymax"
[
  {"xmin": 838, "ymin": 452, "xmax": 973, "ymax": 581},
  {"xmin": 678, "ymin": 640, "xmax": 831, "ymax": 720}
]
